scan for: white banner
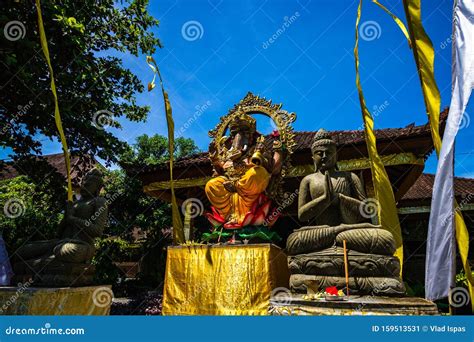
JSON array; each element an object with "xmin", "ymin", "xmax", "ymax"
[{"xmin": 426, "ymin": 0, "xmax": 474, "ymax": 300}]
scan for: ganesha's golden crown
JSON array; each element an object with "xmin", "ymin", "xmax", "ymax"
[{"xmin": 228, "ymin": 108, "xmax": 257, "ymax": 133}]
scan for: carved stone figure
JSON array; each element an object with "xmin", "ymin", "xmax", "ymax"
[
  {"xmin": 287, "ymin": 129, "xmax": 405, "ymax": 295},
  {"xmin": 13, "ymin": 168, "xmax": 107, "ymax": 286}
]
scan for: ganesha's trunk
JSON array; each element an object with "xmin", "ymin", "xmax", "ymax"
[{"xmin": 230, "ymin": 132, "xmax": 248, "ymax": 155}]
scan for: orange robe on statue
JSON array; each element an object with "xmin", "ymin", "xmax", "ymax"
[{"xmin": 205, "ymin": 166, "xmax": 271, "ymax": 225}]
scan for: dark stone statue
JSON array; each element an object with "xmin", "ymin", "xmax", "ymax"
[
  {"xmin": 287, "ymin": 129, "xmax": 405, "ymax": 295},
  {"xmin": 13, "ymin": 168, "xmax": 107, "ymax": 286}
]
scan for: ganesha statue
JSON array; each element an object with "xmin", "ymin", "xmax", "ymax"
[{"xmin": 203, "ymin": 93, "xmax": 296, "ymax": 243}]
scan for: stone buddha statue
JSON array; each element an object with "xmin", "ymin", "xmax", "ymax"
[
  {"xmin": 13, "ymin": 168, "xmax": 107, "ymax": 286},
  {"xmin": 287, "ymin": 129, "xmax": 405, "ymax": 295}
]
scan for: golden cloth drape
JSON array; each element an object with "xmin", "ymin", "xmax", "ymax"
[
  {"xmin": 162, "ymin": 244, "xmax": 289, "ymax": 315},
  {"xmin": 0, "ymin": 286, "xmax": 112, "ymax": 315}
]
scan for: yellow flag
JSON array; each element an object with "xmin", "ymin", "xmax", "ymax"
[
  {"xmin": 35, "ymin": 0, "xmax": 73, "ymax": 202},
  {"xmin": 355, "ymin": 0, "xmax": 404, "ymax": 273},
  {"xmin": 402, "ymin": 0, "xmax": 474, "ymax": 311},
  {"xmin": 402, "ymin": 0, "xmax": 442, "ymax": 155},
  {"xmin": 372, "ymin": 0, "xmax": 412, "ymax": 47},
  {"xmin": 146, "ymin": 56, "xmax": 185, "ymax": 244}
]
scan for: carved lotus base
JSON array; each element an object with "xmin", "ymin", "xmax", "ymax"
[
  {"xmin": 288, "ymin": 246, "xmax": 400, "ymax": 277},
  {"xmin": 290, "ymin": 273, "xmax": 406, "ymax": 296}
]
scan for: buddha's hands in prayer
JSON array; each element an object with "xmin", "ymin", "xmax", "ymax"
[{"xmin": 324, "ymin": 171, "xmax": 339, "ymax": 205}]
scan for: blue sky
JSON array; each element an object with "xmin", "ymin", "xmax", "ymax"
[{"xmin": 6, "ymin": 0, "xmax": 474, "ymax": 177}]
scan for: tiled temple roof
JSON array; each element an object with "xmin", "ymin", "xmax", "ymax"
[
  {"xmin": 401, "ymin": 173, "xmax": 474, "ymax": 203},
  {"xmin": 123, "ymin": 109, "xmax": 448, "ymax": 177},
  {"xmin": 0, "ymin": 153, "xmax": 99, "ymax": 186}
]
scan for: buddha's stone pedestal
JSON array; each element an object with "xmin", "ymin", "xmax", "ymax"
[
  {"xmin": 288, "ymin": 246, "xmax": 405, "ymax": 295},
  {"xmin": 287, "ymin": 227, "xmax": 406, "ymax": 296},
  {"xmin": 13, "ymin": 258, "xmax": 95, "ymax": 287},
  {"xmin": 0, "ymin": 285, "xmax": 113, "ymax": 315},
  {"xmin": 162, "ymin": 244, "xmax": 289, "ymax": 315},
  {"xmin": 270, "ymin": 294, "xmax": 439, "ymax": 315}
]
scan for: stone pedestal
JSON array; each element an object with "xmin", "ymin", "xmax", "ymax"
[
  {"xmin": 0, "ymin": 285, "xmax": 113, "ymax": 315},
  {"xmin": 270, "ymin": 294, "xmax": 439, "ymax": 315},
  {"xmin": 162, "ymin": 243, "xmax": 289, "ymax": 315},
  {"xmin": 13, "ymin": 258, "xmax": 95, "ymax": 287}
]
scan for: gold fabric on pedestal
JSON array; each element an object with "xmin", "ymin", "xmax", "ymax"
[
  {"xmin": 162, "ymin": 244, "xmax": 289, "ymax": 315},
  {"xmin": 0, "ymin": 285, "xmax": 112, "ymax": 315}
]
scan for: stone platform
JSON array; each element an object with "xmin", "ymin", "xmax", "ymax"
[
  {"xmin": 13, "ymin": 258, "xmax": 95, "ymax": 287},
  {"xmin": 0, "ymin": 285, "xmax": 113, "ymax": 315},
  {"xmin": 270, "ymin": 294, "xmax": 439, "ymax": 315}
]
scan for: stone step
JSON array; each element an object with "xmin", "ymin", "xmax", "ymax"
[{"xmin": 270, "ymin": 294, "xmax": 439, "ymax": 315}]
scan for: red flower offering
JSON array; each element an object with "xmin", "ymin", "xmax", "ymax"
[{"xmin": 325, "ymin": 286, "xmax": 339, "ymax": 296}]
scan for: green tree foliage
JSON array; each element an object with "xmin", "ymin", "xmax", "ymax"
[
  {"xmin": 119, "ymin": 134, "xmax": 200, "ymax": 165},
  {"xmin": 99, "ymin": 134, "xmax": 199, "ymax": 286},
  {"xmin": 0, "ymin": 176, "xmax": 63, "ymax": 252},
  {"xmin": 1, "ymin": 0, "xmax": 160, "ymax": 164},
  {"xmin": 105, "ymin": 134, "xmax": 199, "ymax": 236}
]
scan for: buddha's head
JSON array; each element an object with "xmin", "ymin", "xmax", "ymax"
[
  {"xmin": 311, "ymin": 129, "xmax": 337, "ymax": 172},
  {"xmin": 228, "ymin": 110, "xmax": 257, "ymax": 152},
  {"xmin": 81, "ymin": 168, "xmax": 104, "ymax": 198}
]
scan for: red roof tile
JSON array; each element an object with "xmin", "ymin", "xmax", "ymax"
[
  {"xmin": 0, "ymin": 153, "xmax": 100, "ymax": 185},
  {"xmin": 401, "ymin": 173, "xmax": 474, "ymax": 203}
]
